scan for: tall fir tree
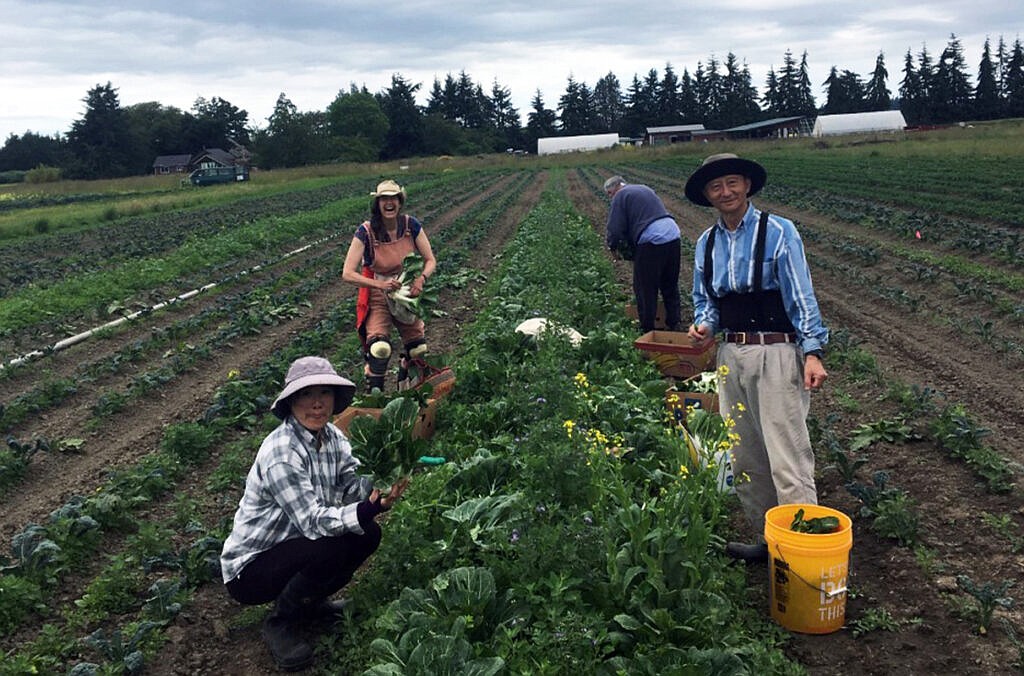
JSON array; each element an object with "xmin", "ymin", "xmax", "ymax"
[
  {"xmin": 65, "ymin": 82, "xmax": 134, "ymax": 179},
  {"xmin": 557, "ymin": 75, "xmax": 593, "ymax": 134},
  {"xmin": 378, "ymin": 74, "xmax": 424, "ymax": 159},
  {"xmin": 762, "ymin": 67, "xmax": 781, "ymax": 115},
  {"xmin": 720, "ymin": 53, "xmax": 761, "ymax": 126},
  {"xmin": 796, "ymin": 51, "xmax": 818, "ymax": 115},
  {"xmin": 974, "ymin": 38, "xmax": 1002, "ymax": 120},
  {"xmin": 525, "ymin": 89, "xmax": 557, "ymax": 152},
  {"xmin": 933, "ymin": 34, "xmax": 973, "ymax": 122},
  {"xmin": 592, "ymin": 72, "xmax": 625, "ymax": 133},
  {"xmin": 489, "ymin": 80, "xmax": 523, "ymax": 150},
  {"xmin": 656, "ymin": 63, "xmax": 681, "ymax": 124},
  {"xmin": 700, "ymin": 55, "xmax": 725, "ymax": 127},
  {"xmin": 864, "ymin": 52, "xmax": 892, "ymax": 111},
  {"xmin": 775, "ymin": 50, "xmax": 801, "ymax": 116},
  {"xmin": 1004, "ymin": 38, "xmax": 1024, "ymax": 117},
  {"xmin": 679, "ymin": 69, "xmax": 699, "ymax": 123}
]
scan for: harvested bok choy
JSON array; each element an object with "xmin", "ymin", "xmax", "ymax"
[{"xmin": 388, "ymin": 252, "xmax": 437, "ymax": 320}]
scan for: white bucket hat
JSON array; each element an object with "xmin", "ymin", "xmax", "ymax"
[{"xmin": 271, "ymin": 356, "xmax": 356, "ymax": 420}]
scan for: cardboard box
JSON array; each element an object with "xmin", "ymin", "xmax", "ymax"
[
  {"xmin": 625, "ymin": 301, "xmax": 669, "ymax": 329},
  {"xmin": 634, "ymin": 330, "xmax": 717, "ymax": 378},
  {"xmin": 334, "ymin": 398, "xmax": 438, "ymax": 440}
]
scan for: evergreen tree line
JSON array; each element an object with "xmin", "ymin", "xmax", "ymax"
[{"xmin": 2, "ymin": 32, "xmax": 1021, "ymax": 179}]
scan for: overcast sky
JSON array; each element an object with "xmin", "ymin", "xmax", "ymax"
[{"xmin": 2, "ymin": 0, "xmax": 1020, "ymax": 142}]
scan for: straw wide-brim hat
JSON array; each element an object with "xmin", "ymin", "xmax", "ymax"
[
  {"xmin": 684, "ymin": 153, "xmax": 767, "ymax": 207},
  {"xmin": 370, "ymin": 179, "xmax": 406, "ymax": 203},
  {"xmin": 271, "ymin": 356, "xmax": 356, "ymax": 420}
]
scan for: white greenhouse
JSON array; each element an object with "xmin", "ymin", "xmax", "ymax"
[
  {"xmin": 536, "ymin": 133, "xmax": 619, "ymax": 156},
  {"xmin": 812, "ymin": 110, "xmax": 907, "ymax": 137}
]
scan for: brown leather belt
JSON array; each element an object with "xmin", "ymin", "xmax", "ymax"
[{"xmin": 722, "ymin": 332, "xmax": 797, "ymax": 345}]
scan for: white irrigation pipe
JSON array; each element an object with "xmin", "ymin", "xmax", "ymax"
[{"xmin": 2, "ymin": 231, "xmax": 343, "ymax": 371}]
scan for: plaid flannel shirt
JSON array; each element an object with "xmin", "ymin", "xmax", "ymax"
[{"xmin": 220, "ymin": 417, "xmax": 366, "ymax": 583}]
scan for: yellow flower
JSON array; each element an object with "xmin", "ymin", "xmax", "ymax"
[
  {"xmin": 573, "ymin": 372, "xmax": 589, "ymax": 389},
  {"xmin": 563, "ymin": 419, "xmax": 576, "ymax": 438},
  {"xmin": 735, "ymin": 402, "xmax": 746, "ymax": 412},
  {"xmin": 679, "ymin": 464, "xmax": 689, "ymax": 476},
  {"xmin": 717, "ymin": 364, "xmax": 730, "ymax": 377},
  {"xmin": 227, "ymin": 369, "xmax": 240, "ymax": 379}
]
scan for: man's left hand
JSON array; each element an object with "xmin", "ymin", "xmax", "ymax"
[{"xmin": 804, "ymin": 355, "xmax": 828, "ymax": 390}]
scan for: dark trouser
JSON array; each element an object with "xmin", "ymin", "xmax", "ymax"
[
  {"xmin": 633, "ymin": 239, "xmax": 682, "ymax": 332},
  {"xmin": 226, "ymin": 526, "xmax": 381, "ymax": 606}
]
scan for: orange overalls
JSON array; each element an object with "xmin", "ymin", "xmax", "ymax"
[{"xmin": 355, "ymin": 217, "xmax": 426, "ymax": 355}]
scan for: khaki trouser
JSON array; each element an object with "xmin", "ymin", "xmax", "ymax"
[{"xmin": 717, "ymin": 342, "xmax": 817, "ymax": 540}]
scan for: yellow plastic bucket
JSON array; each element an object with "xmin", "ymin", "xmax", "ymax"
[{"xmin": 764, "ymin": 503, "xmax": 852, "ymax": 634}]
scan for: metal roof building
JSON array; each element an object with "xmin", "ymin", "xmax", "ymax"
[{"xmin": 645, "ymin": 124, "xmax": 706, "ymax": 146}]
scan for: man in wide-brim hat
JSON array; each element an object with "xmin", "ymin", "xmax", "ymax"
[
  {"xmin": 220, "ymin": 356, "xmax": 410, "ymax": 670},
  {"xmin": 684, "ymin": 153, "xmax": 829, "ymax": 564}
]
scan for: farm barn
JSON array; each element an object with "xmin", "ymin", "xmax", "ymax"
[
  {"xmin": 812, "ymin": 110, "xmax": 907, "ymax": 137},
  {"xmin": 536, "ymin": 132, "xmax": 619, "ymax": 155},
  {"xmin": 645, "ymin": 124, "xmax": 706, "ymax": 146},
  {"xmin": 724, "ymin": 116, "xmax": 810, "ymax": 140}
]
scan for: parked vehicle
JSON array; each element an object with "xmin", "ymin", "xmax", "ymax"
[{"xmin": 186, "ymin": 165, "xmax": 249, "ymax": 186}]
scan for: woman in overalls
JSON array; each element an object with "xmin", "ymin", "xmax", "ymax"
[{"xmin": 342, "ymin": 180, "xmax": 437, "ymax": 391}]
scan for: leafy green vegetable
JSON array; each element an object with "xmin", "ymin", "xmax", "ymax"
[
  {"xmin": 388, "ymin": 252, "xmax": 438, "ymax": 319},
  {"xmin": 354, "ymin": 383, "xmax": 431, "ymax": 410},
  {"xmin": 790, "ymin": 508, "xmax": 841, "ymax": 534},
  {"xmin": 346, "ymin": 397, "xmax": 429, "ymax": 484}
]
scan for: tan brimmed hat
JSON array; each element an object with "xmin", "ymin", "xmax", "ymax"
[
  {"xmin": 684, "ymin": 153, "xmax": 767, "ymax": 207},
  {"xmin": 370, "ymin": 179, "xmax": 406, "ymax": 202},
  {"xmin": 270, "ymin": 356, "xmax": 356, "ymax": 420}
]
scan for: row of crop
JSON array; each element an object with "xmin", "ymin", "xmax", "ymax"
[
  {"xmin": 0, "ymin": 171, "xmax": 527, "ymax": 672},
  {"xmin": 306, "ymin": 171, "xmax": 799, "ymax": 673},
  {"xmin": 0, "ymin": 170, "xmax": 526, "ymax": 496},
  {"xmin": 0, "ymin": 168, "xmax": 496, "ymax": 346},
  {"xmin": 596, "ymin": 161, "xmax": 1023, "ymax": 361},
  {"xmin": 751, "ymin": 152, "xmax": 1024, "ymax": 227},
  {"xmin": 0, "ymin": 178, "xmax": 375, "ymax": 297},
  {"xmin": 0, "ymin": 302, "xmax": 369, "ymax": 674},
  {"xmin": 0, "ymin": 261, "xmax": 333, "ymax": 499},
  {"xmin": 800, "ymin": 328, "xmax": 1020, "ymax": 640},
  {"xmin": 766, "ymin": 183, "xmax": 1022, "ymax": 265},
  {"xmin": 0, "ymin": 173, "xmax": 381, "ymax": 244},
  {"xmin": 802, "ymin": 232, "xmax": 1024, "ymax": 361},
  {"xmin": 622, "ymin": 156, "xmax": 1023, "ymax": 264}
]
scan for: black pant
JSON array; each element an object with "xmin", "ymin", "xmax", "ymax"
[
  {"xmin": 226, "ymin": 526, "xmax": 381, "ymax": 606},
  {"xmin": 633, "ymin": 239, "xmax": 682, "ymax": 332}
]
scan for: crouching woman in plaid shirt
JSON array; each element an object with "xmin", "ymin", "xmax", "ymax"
[{"xmin": 220, "ymin": 356, "xmax": 410, "ymax": 671}]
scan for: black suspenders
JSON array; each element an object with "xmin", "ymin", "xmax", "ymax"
[{"xmin": 703, "ymin": 210, "xmax": 770, "ymax": 298}]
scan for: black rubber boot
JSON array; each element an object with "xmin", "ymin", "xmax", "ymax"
[
  {"xmin": 262, "ymin": 575, "xmax": 317, "ymax": 671},
  {"xmin": 303, "ymin": 597, "xmax": 349, "ymax": 622},
  {"xmin": 725, "ymin": 541, "xmax": 769, "ymax": 563}
]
